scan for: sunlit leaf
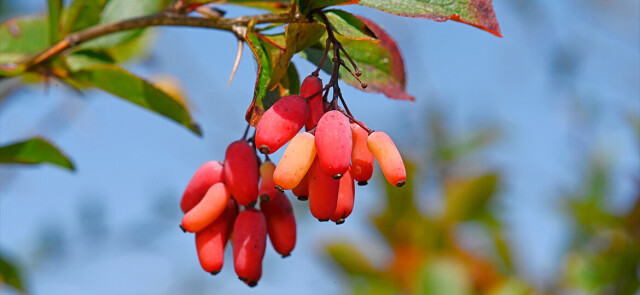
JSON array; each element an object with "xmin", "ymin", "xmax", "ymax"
[
  {"xmin": 65, "ymin": 49, "xmax": 114, "ymax": 72},
  {"xmin": 279, "ymin": 61, "xmax": 300, "ymax": 97},
  {"xmin": 323, "ymin": 9, "xmax": 377, "ymax": 41},
  {"xmin": 69, "ymin": 65, "xmax": 201, "ymax": 135},
  {"xmin": 48, "ymin": 0, "xmax": 63, "ymax": 43},
  {"xmin": 61, "ymin": 0, "xmax": 109, "ymax": 34},
  {"xmin": 416, "ymin": 258, "xmax": 472, "ymax": 295},
  {"xmin": 244, "ymin": 30, "xmax": 281, "ymax": 126},
  {"xmin": 443, "ymin": 173, "xmax": 498, "ymax": 222},
  {"xmin": 0, "ymin": 137, "xmax": 75, "ymax": 170},
  {"xmin": 0, "ymin": 16, "xmax": 49, "ymax": 64},
  {"xmin": 0, "ymin": 254, "xmax": 25, "ymax": 292},
  {"xmin": 300, "ymin": 15, "xmax": 414, "ymax": 100},
  {"xmin": 298, "ymin": 0, "xmax": 360, "ymax": 14},
  {"xmin": 357, "ymin": 0, "xmax": 501, "ymax": 37}
]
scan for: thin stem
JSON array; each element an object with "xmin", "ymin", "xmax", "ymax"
[
  {"xmin": 336, "ymin": 106, "xmax": 373, "ymax": 134},
  {"xmin": 24, "ymin": 11, "xmax": 306, "ymax": 69},
  {"xmin": 311, "ymin": 38, "xmax": 331, "ymax": 76},
  {"xmin": 302, "ymin": 83, "xmax": 332, "ymax": 101},
  {"xmin": 241, "ymin": 123, "xmax": 251, "ymax": 140}
]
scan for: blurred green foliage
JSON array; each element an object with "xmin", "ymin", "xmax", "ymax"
[{"xmin": 326, "ymin": 113, "xmax": 640, "ymax": 295}]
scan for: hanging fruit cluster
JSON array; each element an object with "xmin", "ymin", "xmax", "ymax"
[{"xmin": 179, "ymin": 11, "xmax": 406, "ymax": 288}]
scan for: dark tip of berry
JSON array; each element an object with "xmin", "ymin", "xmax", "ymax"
[
  {"xmin": 275, "ymin": 185, "xmax": 284, "ymax": 192},
  {"xmin": 318, "ymin": 218, "xmax": 329, "ymax": 222},
  {"xmin": 297, "ymin": 196, "xmax": 308, "ymax": 201},
  {"xmin": 210, "ymin": 270, "xmax": 220, "ymax": 275},
  {"xmin": 247, "ymin": 201, "xmax": 256, "ymax": 208},
  {"xmin": 179, "ymin": 224, "xmax": 186, "ymax": 233},
  {"xmin": 281, "ymin": 253, "xmax": 291, "ymax": 258},
  {"xmin": 357, "ymin": 181, "xmax": 368, "ymax": 186},
  {"xmin": 396, "ymin": 179, "xmax": 406, "ymax": 187},
  {"xmin": 332, "ymin": 174, "xmax": 343, "ymax": 179},
  {"xmin": 238, "ymin": 276, "xmax": 248, "ymax": 282},
  {"xmin": 259, "ymin": 194, "xmax": 270, "ymax": 202},
  {"xmin": 248, "ymin": 281, "xmax": 258, "ymax": 287},
  {"xmin": 336, "ymin": 218, "xmax": 345, "ymax": 225},
  {"xmin": 259, "ymin": 145, "xmax": 270, "ymax": 154}
]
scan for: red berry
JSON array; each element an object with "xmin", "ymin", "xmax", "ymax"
[
  {"xmin": 255, "ymin": 95, "xmax": 308, "ymax": 154},
  {"xmin": 301, "ymin": 75, "xmax": 324, "ymax": 131},
  {"xmin": 367, "ymin": 131, "xmax": 406, "ymax": 187},
  {"xmin": 291, "ymin": 173, "xmax": 309, "ymax": 201},
  {"xmin": 224, "ymin": 141, "xmax": 260, "ymax": 206},
  {"xmin": 307, "ymin": 157, "xmax": 339, "ymax": 221},
  {"xmin": 260, "ymin": 192, "xmax": 296, "ymax": 257},
  {"xmin": 315, "ymin": 110, "xmax": 352, "ymax": 178},
  {"xmin": 181, "ymin": 183, "xmax": 230, "ymax": 233},
  {"xmin": 350, "ymin": 123, "xmax": 374, "ymax": 185},
  {"xmin": 181, "ymin": 161, "xmax": 224, "ymax": 213},
  {"xmin": 331, "ymin": 167, "xmax": 355, "ymax": 224},
  {"xmin": 272, "ymin": 132, "xmax": 316, "ymax": 191},
  {"xmin": 195, "ymin": 199, "xmax": 235, "ymax": 274},
  {"xmin": 233, "ymin": 208, "xmax": 267, "ymax": 287}
]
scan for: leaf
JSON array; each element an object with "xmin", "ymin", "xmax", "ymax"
[
  {"xmin": 300, "ymin": 16, "xmax": 414, "ymax": 100},
  {"xmin": 416, "ymin": 258, "xmax": 472, "ymax": 295},
  {"xmin": 81, "ymin": 0, "xmax": 166, "ymax": 49},
  {"xmin": 0, "ymin": 254, "xmax": 25, "ymax": 292},
  {"xmin": 323, "ymin": 9, "xmax": 377, "ymax": 41},
  {"xmin": 0, "ymin": 16, "xmax": 49, "ymax": 63},
  {"xmin": 65, "ymin": 49, "xmax": 115, "ymax": 72},
  {"xmin": 326, "ymin": 243, "xmax": 378, "ymax": 276},
  {"xmin": 61, "ymin": 0, "xmax": 109, "ymax": 34},
  {"xmin": 298, "ymin": 0, "xmax": 360, "ymax": 14},
  {"xmin": 279, "ymin": 61, "xmax": 300, "ymax": 97},
  {"xmin": 48, "ymin": 0, "xmax": 63, "ymax": 43},
  {"xmin": 357, "ymin": 0, "xmax": 501, "ymax": 37},
  {"xmin": 0, "ymin": 137, "xmax": 75, "ymax": 170},
  {"xmin": 244, "ymin": 30, "xmax": 281, "ymax": 126},
  {"xmin": 443, "ymin": 173, "xmax": 498, "ymax": 222},
  {"xmin": 69, "ymin": 65, "xmax": 201, "ymax": 135}
]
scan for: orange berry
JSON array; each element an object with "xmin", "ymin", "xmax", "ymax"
[
  {"xmin": 255, "ymin": 95, "xmax": 308, "ymax": 154},
  {"xmin": 367, "ymin": 131, "xmax": 406, "ymax": 187},
  {"xmin": 258, "ymin": 161, "xmax": 278, "ymax": 202},
  {"xmin": 272, "ymin": 132, "xmax": 316, "ymax": 191},
  {"xmin": 180, "ymin": 161, "xmax": 224, "ymax": 213},
  {"xmin": 181, "ymin": 183, "xmax": 230, "ymax": 233},
  {"xmin": 350, "ymin": 123, "xmax": 374, "ymax": 185}
]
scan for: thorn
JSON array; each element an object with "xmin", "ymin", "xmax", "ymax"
[
  {"xmin": 259, "ymin": 145, "xmax": 270, "ymax": 154},
  {"xmin": 332, "ymin": 173, "xmax": 342, "ymax": 179},
  {"xmin": 357, "ymin": 181, "xmax": 368, "ymax": 186},
  {"xmin": 179, "ymin": 224, "xmax": 186, "ymax": 233},
  {"xmin": 335, "ymin": 218, "xmax": 345, "ymax": 225},
  {"xmin": 227, "ymin": 38, "xmax": 243, "ymax": 87},
  {"xmin": 396, "ymin": 179, "xmax": 406, "ymax": 187},
  {"xmin": 210, "ymin": 270, "xmax": 220, "ymax": 275},
  {"xmin": 274, "ymin": 185, "xmax": 284, "ymax": 193},
  {"xmin": 296, "ymin": 196, "xmax": 308, "ymax": 201}
]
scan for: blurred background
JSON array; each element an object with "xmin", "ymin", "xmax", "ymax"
[{"xmin": 1, "ymin": 0, "xmax": 638, "ymax": 294}]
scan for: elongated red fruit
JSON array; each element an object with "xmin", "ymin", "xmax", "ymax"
[
  {"xmin": 195, "ymin": 199, "xmax": 235, "ymax": 274},
  {"xmin": 181, "ymin": 161, "xmax": 224, "ymax": 213},
  {"xmin": 315, "ymin": 110, "xmax": 352, "ymax": 178},
  {"xmin": 273, "ymin": 132, "xmax": 316, "ymax": 191},
  {"xmin": 260, "ymin": 192, "xmax": 296, "ymax": 257},
  {"xmin": 301, "ymin": 75, "xmax": 324, "ymax": 131},
  {"xmin": 233, "ymin": 208, "xmax": 267, "ymax": 287},
  {"xmin": 292, "ymin": 173, "xmax": 309, "ymax": 201},
  {"xmin": 224, "ymin": 141, "xmax": 260, "ymax": 206},
  {"xmin": 181, "ymin": 183, "xmax": 230, "ymax": 233},
  {"xmin": 367, "ymin": 131, "xmax": 406, "ymax": 187},
  {"xmin": 225, "ymin": 199, "xmax": 239, "ymax": 242},
  {"xmin": 255, "ymin": 95, "xmax": 309, "ymax": 154},
  {"xmin": 330, "ymin": 167, "xmax": 355, "ymax": 224},
  {"xmin": 307, "ymin": 157, "xmax": 339, "ymax": 221},
  {"xmin": 350, "ymin": 123, "xmax": 374, "ymax": 186},
  {"xmin": 259, "ymin": 161, "xmax": 278, "ymax": 202}
]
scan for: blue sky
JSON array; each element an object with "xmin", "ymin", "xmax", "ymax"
[{"xmin": 1, "ymin": 0, "xmax": 639, "ymax": 294}]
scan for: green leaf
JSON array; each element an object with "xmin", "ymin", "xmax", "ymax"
[
  {"xmin": 298, "ymin": 0, "xmax": 360, "ymax": 14},
  {"xmin": 0, "ymin": 254, "xmax": 25, "ymax": 292},
  {"xmin": 61, "ymin": 0, "xmax": 109, "ymax": 34},
  {"xmin": 228, "ymin": 0, "xmax": 291, "ymax": 12},
  {"xmin": 69, "ymin": 65, "xmax": 201, "ymax": 135},
  {"xmin": 326, "ymin": 243, "xmax": 378, "ymax": 276},
  {"xmin": 0, "ymin": 16, "xmax": 49, "ymax": 63},
  {"xmin": 65, "ymin": 49, "xmax": 115, "ymax": 72},
  {"xmin": 244, "ymin": 30, "xmax": 281, "ymax": 126},
  {"xmin": 357, "ymin": 0, "xmax": 501, "ymax": 37},
  {"xmin": 0, "ymin": 137, "xmax": 75, "ymax": 170},
  {"xmin": 279, "ymin": 61, "xmax": 300, "ymax": 96},
  {"xmin": 48, "ymin": 0, "xmax": 63, "ymax": 43},
  {"xmin": 416, "ymin": 258, "xmax": 472, "ymax": 295},
  {"xmin": 300, "ymin": 16, "xmax": 414, "ymax": 100},
  {"xmin": 81, "ymin": 0, "xmax": 166, "ymax": 49},
  {"xmin": 323, "ymin": 9, "xmax": 377, "ymax": 41},
  {"xmin": 443, "ymin": 173, "xmax": 498, "ymax": 222}
]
